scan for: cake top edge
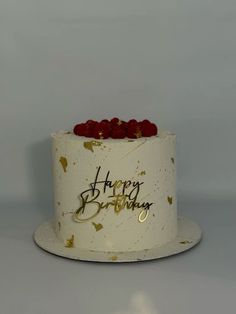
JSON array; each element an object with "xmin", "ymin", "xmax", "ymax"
[{"xmin": 51, "ymin": 130, "xmax": 176, "ymax": 142}]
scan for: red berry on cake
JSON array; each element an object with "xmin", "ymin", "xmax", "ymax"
[
  {"xmin": 127, "ymin": 121, "xmax": 143, "ymax": 138},
  {"xmin": 93, "ymin": 122, "xmax": 110, "ymax": 139},
  {"xmin": 100, "ymin": 119, "xmax": 110, "ymax": 124},
  {"xmin": 73, "ymin": 123, "xmax": 85, "ymax": 136},
  {"xmin": 140, "ymin": 120, "xmax": 158, "ymax": 137},
  {"xmin": 73, "ymin": 118, "xmax": 158, "ymax": 139},
  {"xmin": 110, "ymin": 117, "xmax": 120, "ymax": 125},
  {"xmin": 110, "ymin": 126, "xmax": 126, "ymax": 139}
]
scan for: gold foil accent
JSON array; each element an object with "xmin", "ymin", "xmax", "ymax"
[
  {"xmin": 59, "ymin": 156, "xmax": 68, "ymax": 172},
  {"xmin": 134, "ymin": 130, "xmax": 142, "ymax": 138},
  {"xmin": 58, "ymin": 221, "xmax": 61, "ymax": 230},
  {"xmin": 65, "ymin": 235, "xmax": 74, "ymax": 248},
  {"xmin": 179, "ymin": 240, "xmax": 193, "ymax": 244},
  {"xmin": 167, "ymin": 196, "xmax": 173, "ymax": 205},
  {"xmin": 83, "ymin": 141, "xmax": 102, "ymax": 152},
  {"xmin": 57, "ymin": 202, "xmax": 61, "ymax": 206},
  {"xmin": 138, "ymin": 170, "xmax": 146, "ymax": 176},
  {"xmin": 171, "ymin": 157, "xmax": 175, "ymax": 164},
  {"xmin": 138, "ymin": 209, "xmax": 149, "ymax": 223},
  {"xmin": 92, "ymin": 222, "xmax": 103, "ymax": 232},
  {"xmin": 110, "ymin": 256, "xmax": 118, "ymax": 261}
]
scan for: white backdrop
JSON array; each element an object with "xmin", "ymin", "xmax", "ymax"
[{"xmin": 1, "ymin": 0, "xmax": 236, "ymax": 206}]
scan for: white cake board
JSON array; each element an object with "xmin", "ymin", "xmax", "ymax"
[{"xmin": 34, "ymin": 216, "xmax": 202, "ymax": 262}]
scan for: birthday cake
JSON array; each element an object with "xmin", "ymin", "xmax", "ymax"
[{"xmin": 52, "ymin": 118, "xmax": 177, "ymax": 252}]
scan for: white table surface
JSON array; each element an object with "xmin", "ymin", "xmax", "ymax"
[{"xmin": 1, "ymin": 197, "xmax": 235, "ymax": 314}]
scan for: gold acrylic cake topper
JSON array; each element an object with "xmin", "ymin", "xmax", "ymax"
[{"xmin": 72, "ymin": 166, "xmax": 153, "ymax": 223}]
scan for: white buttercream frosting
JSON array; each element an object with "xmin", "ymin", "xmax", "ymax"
[{"xmin": 52, "ymin": 130, "xmax": 177, "ymax": 252}]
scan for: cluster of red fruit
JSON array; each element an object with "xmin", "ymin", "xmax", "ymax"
[{"xmin": 73, "ymin": 118, "xmax": 158, "ymax": 139}]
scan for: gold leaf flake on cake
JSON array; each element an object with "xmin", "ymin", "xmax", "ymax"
[
  {"xmin": 179, "ymin": 240, "xmax": 193, "ymax": 244},
  {"xmin": 167, "ymin": 196, "xmax": 173, "ymax": 205},
  {"xmin": 110, "ymin": 255, "xmax": 118, "ymax": 261},
  {"xmin": 138, "ymin": 170, "xmax": 146, "ymax": 176},
  {"xmin": 92, "ymin": 222, "xmax": 104, "ymax": 232},
  {"xmin": 65, "ymin": 235, "xmax": 74, "ymax": 248},
  {"xmin": 59, "ymin": 156, "xmax": 68, "ymax": 172},
  {"xmin": 83, "ymin": 141, "xmax": 102, "ymax": 152},
  {"xmin": 171, "ymin": 157, "xmax": 175, "ymax": 164}
]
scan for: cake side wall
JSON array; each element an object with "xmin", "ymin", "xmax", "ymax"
[{"xmin": 52, "ymin": 133, "xmax": 177, "ymax": 251}]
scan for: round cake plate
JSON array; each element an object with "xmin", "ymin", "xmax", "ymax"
[{"xmin": 34, "ymin": 216, "xmax": 202, "ymax": 262}]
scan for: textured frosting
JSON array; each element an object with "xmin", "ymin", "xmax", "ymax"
[{"xmin": 52, "ymin": 130, "xmax": 177, "ymax": 252}]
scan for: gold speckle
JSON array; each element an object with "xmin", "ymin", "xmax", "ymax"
[
  {"xmin": 65, "ymin": 235, "xmax": 74, "ymax": 248},
  {"xmin": 55, "ymin": 148, "xmax": 58, "ymax": 152},
  {"xmin": 59, "ymin": 156, "xmax": 68, "ymax": 172},
  {"xmin": 153, "ymin": 213, "xmax": 155, "ymax": 217},
  {"xmin": 161, "ymin": 225, "xmax": 165, "ymax": 230},
  {"xmin": 58, "ymin": 221, "xmax": 61, "ymax": 231},
  {"xmin": 138, "ymin": 170, "xmax": 146, "ymax": 176},
  {"xmin": 179, "ymin": 240, "xmax": 193, "ymax": 244},
  {"xmin": 171, "ymin": 157, "xmax": 175, "ymax": 164},
  {"xmin": 167, "ymin": 196, "xmax": 173, "ymax": 205},
  {"xmin": 65, "ymin": 131, "xmax": 72, "ymax": 134},
  {"xmin": 83, "ymin": 141, "xmax": 102, "ymax": 152},
  {"xmin": 110, "ymin": 256, "xmax": 118, "ymax": 261},
  {"xmin": 138, "ymin": 160, "xmax": 140, "ymax": 163},
  {"xmin": 62, "ymin": 212, "xmax": 65, "ymax": 217},
  {"xmin": 57, "ymin": 201, "xmax": 61, "ymax": 206},
  {"xmin": 92, "ymin": 222, "xmax": 103, "ymax": 232},
  {"xmin": 73, "ymin": 162, "xmax": 76, "ymax": 165}
]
